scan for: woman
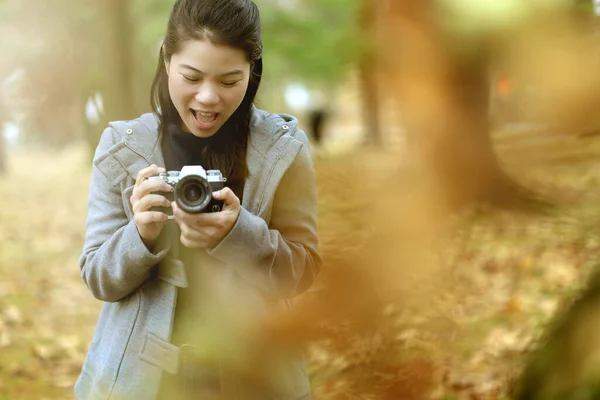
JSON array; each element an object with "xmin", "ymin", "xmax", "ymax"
[{"xmin": 75, "ymin": 0, "xmax": 321, "ymax": 399}]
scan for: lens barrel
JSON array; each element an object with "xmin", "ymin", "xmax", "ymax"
[{"xmin": 174, "ymin": 174, "xmax": 212, "ymax": 213}]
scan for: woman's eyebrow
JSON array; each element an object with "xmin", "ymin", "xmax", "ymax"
[{"xmin": 180, "ymin": 64, "xmax": 244, "ymax": 77}]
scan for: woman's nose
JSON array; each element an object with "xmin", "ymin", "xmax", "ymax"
[{"xmin": 195, "ymin": 84, "xmax": 219, "ymax": 106}]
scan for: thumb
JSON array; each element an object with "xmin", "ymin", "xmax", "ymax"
[{"xmin": 212, "ymin": 187, "xmax": 240, "ymax": 208}]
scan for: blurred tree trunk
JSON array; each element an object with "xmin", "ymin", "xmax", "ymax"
[
  {"xmin": 10, "ymin": 0, "xmax": 91, "ymax": 148},
  {"xmin": 433, "ymin": 58, "xmax": 524, "ymax": 208},
  {"xmin": 88, "ymin": 0, "xmax": 136, "ymax": 154},
  {"xmin": 102, "ymin": 0, "xmax": 136, "ymax": 122},
  {"xmin": 358, "ymin": 0, "xmax": 383, "ymax": 147},
  {"xmin": 386, "ymin": 0, "xmax": 531, "ymax": 209}
]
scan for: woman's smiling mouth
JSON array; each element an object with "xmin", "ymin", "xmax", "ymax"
[{"xmin": 191, "ymin": 109, "xmax": 219, "ymax": 130}]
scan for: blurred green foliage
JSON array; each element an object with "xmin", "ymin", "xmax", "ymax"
[
  {"xmin": 132, "ymin": 0, "xmax": 363, "ymax": 88},
  {"xmin": 257, "ymin": 0, "xmax": 362, "ymax": 85},
  {"xmin": 1, "ymin": 0, "xmax": 363, "ymax": 146}
]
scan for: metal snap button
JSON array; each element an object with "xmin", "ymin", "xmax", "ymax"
[
  {"xmin": 126, "ymin": 128, "xmax": 133, "ymax": 135},
  {"xmin": 282, "ymin": 125, "xmax": 289, "ymax": 131}
]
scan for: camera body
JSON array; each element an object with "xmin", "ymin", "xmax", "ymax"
[{"xmin": 148, "ymin": 166, "xmax": 226, "ymax": 215}]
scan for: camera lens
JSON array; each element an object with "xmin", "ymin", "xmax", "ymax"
[
  {"xmin": 184, "ymin": 185, "xmax": 202, "ymax": 202},
  {"xmin": 175, "ymin": 175, "xmax": 212, "ymax": 213}
]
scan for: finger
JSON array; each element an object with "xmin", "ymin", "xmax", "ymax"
[
  {"xmin": 179, "ymin": 223, "xmax": 206, "ymax": 241},
  {"xmin": 178, "ymin": 221, "xmax": 193, "ymax": 238},
  {"xmin": 134, "ymin": 179, "xmax": 174, "ymax": 201},
  {"xmin": 180, "ymin": 235, "xmax": 203, "ymax": 249},
  {"xmin": 178, "ymin": 222, "xmax": 209, "ymax": 248},
  {"xmin": 133, "ymin": 194, "xmax": 172, "ymax": 213},
  {"xmin": 134, "ymin": 211, "xmax": 169, "ymax": 225},
  {"xmin": 179, "ymin": 222, "xmax": 217, "ymax": 241},
  {"xmin": 172, "ymin": 202, "xmax": 220, "ymax": 227},
  {"xmin": 171, "ymin": 202, "xmax": 185, "ymax": 222},
  {"xmin": 172, "ymin": 203, "xmax": 200, "ymax": 225},
  {"xmin": 212, "ymin": 187, "xmax": 240, "ymax": 208},
  {"xmin": 172, "ymin": 202, "xmax": 195, "ymax": 225},
  {"xmin": 135, "ymin": 164, "xmax": 166, "ymax": 188}
]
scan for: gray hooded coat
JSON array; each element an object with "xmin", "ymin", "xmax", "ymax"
[{"xmin": 75, "ymin": 108, "xmax": 320, "ymax": 400}]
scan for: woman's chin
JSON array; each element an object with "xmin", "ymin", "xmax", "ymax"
[{"xmin": 192, "ymin": 129, "xmax": 217, "ymax": 138}]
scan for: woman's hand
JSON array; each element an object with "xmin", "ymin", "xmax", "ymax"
[
  {"xmin": 172, "ymin": 187, "xmax": 241, "ymax": 249},
  {"xmin": 130, "ymin": 165, "xmax": 173, "ymax": 248}
]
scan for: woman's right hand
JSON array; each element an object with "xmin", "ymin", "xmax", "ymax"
[{"xmin": 130, "ymin": 164, "xmax": 174, "ymax": 249}]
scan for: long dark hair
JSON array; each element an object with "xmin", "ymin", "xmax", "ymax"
[{"xmin": 150, "ymin": 0, "xmax": 263, "ymax": 183}]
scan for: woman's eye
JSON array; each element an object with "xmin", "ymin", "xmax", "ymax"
[
  {"xmin": 182, "ymin": 75, "xmax": 199, "ymax": 83},
  {"xmin": 222, "ymin": 81, "xmax": 240, "ymax": 87}
]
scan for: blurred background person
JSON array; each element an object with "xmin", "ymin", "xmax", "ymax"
[{"xmin": 308, "ymin": 90, "xmax": 329, "ymax": 147}]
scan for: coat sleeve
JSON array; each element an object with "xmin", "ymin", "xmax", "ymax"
[
  {"xmin": 207, "ymin": 130, "xmax": 321, "ymax": 298},
  {"xmin": 79, "ymin": 127, "xmax": 170, "ymax": 302}
]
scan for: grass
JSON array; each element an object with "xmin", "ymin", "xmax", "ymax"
[{"xmin": 0, "ymin": 146, "xmax": 100, "ymax": 399}]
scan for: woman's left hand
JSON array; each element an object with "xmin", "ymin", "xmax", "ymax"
[{"xmin": 172, "ymin": 187, "xmax": 241, "ymax": 249}]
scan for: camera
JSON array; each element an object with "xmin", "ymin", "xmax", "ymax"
[{"xmin": 148, "ymin": 166, "xmax": 227, "ymax": 215}]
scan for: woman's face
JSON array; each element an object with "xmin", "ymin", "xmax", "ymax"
[{"xmin": 165, "ymin": 39, "xmax": 251, "ymax": 138}]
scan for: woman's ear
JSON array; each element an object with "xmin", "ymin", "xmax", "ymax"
[{"xmin": 163, "ymin": 46, "xmax": 170, "ymax": 76}]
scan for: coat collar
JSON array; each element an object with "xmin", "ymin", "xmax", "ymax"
[
  {"xmin": 108, "ymin": 112, "xmax": 164, "ymax": 164},
  {"xmin": 108, "ymin": 106, "xmax": 299, "ymax": 165}
]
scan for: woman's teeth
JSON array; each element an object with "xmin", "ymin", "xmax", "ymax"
[{"xmin": 192, "ymin": 110, "xmax": 218, "ymax": 123}]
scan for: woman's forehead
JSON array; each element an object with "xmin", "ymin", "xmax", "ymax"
[{"xmin": 173, "ymin": 39, "xmax": 250, "ymax": 73}]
